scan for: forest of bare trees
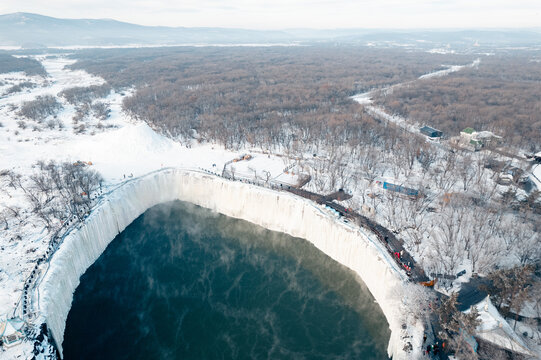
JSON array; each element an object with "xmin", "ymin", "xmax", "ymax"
[
  {"xmin": 0, "ymin": 53, "xmax": 47, "ymax": 76},
  {"xmin": 70, "ymin": 46, "xmax": 473, "ymax": 149},
  {"xmin": 376, "ymin": 54, "xmax": 541, "ymax": 151},
  {"xmin": 17, "ymin": 95, "xmax": 63, "ymax": 122},
  {"xmin": 0, "ymin": 161, "xmax": 103, "ymax": 232},
  {"xmin": 70, "ymin": 47, "xmax": 540, "ymax": 155}
]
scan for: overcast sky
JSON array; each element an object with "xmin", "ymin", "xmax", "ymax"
[{"xmin": 2, "ymin": 0, "xmax": 540, "ymax": 29}]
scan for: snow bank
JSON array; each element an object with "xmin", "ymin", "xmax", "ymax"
[
  {"xmin": 39, "ymin": 169, "xmax": 408, "ymax": 358},
  {"xmin": 531, "ymin": 164, "xmax": 541, "ymax": 191},
  {"xmin": 466, "ymin": 297, "xmax": 536, "ymax": 357}
]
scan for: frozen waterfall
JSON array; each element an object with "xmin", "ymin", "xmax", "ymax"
[{"xmin": 38, "ymin": 169, "xmax": 412, "ymax": 358}]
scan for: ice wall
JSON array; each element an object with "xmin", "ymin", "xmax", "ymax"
[{"xmin": 39, "ymin": 169, "xmax": 409, "ymax": 358}]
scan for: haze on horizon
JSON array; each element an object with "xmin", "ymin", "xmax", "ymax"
[{"xmin": 1, "ymin": 0, "xmax": 540, "ymax": 30}]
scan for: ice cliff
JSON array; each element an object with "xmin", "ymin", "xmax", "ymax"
[{"xmin": 38, "ymin": 169, "xmax": 410, "ymax": 358}]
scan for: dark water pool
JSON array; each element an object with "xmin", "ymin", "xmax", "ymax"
[{"xmin": 63, "ymin": 200, "xmax": 390, "ymax": 359}]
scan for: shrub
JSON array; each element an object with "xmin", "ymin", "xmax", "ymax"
[{"xmin": 18, "ymin": 95, "xmax": 63, "ymax": 122}]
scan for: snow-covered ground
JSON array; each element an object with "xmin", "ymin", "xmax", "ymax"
[
  {"xmin": 0, "ymin": 71, "xmax": 47, "ymax": 98},
  {"xmin": 225, "ymin": 154, "xmax": 300, "ymax": 185},
  {"xmin": 466, "ymin": 297, "xmax": 538, "ymax": 357}
]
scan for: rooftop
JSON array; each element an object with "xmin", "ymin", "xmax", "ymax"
[
  {"xmin": 474, "ymin": 131, "xmax": 501, "ymax": 139},
  {"xmin": 420, "ymin": 125, "xmax": 440, "ymax": 132}
]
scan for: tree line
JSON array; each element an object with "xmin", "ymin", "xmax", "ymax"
[
  {"xmin": 0, "ymin": 54, "xmax": 47, "ymax": 76},
  {"xmin": 70, "ymin": 46, "xmax": 474, "ymax": 149}
]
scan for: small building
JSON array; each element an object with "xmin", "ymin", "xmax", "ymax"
[
  {"xmin": 497, "ymin": 173, "xmax": 513, "ymax": 185},
  {"xmin": 420, "ymin": 125, "xmax": 443, "ymax": 138},
  {"xmin": 464, "ymin": 297, "xmax": 536, "ymax": 358},
  {"xmin": 460, "ymin": 127, "xmax": 477, "ymax": 146},
  {"xmin": 474, "ymin": 131, "xmax": 502, "ymax": 148},
  {"xmin": 460, "ymin": 127, "xmax": 502, "ymax": 150},
  {"xmin": 382, "ymin": 181, "xmax": 419, "ymax": 197}
]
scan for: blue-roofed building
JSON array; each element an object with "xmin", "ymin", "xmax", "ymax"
[
  {"xmin": 420, "ymin": 126, "xmax": 443, "ymax": 138},
  {"xmin": 382, "ymin": 181, "xmax": 419, "ymax": 197}
]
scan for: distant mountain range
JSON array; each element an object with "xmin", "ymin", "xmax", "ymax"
[{"xmin": 0, "ymin": 12, "xmax": 540, "ymax": 49}]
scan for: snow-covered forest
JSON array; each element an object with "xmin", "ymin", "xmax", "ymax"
[
  {"xmin": 72, "ymin": 46, "xmax": 540, "ymax": 281},
  {"xmin": 0, "ymin": 46, "xmax": 540, "ymax": 359}
]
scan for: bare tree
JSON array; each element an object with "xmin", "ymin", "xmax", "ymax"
[
  {"xmin": 0, "ymin": 208, "xmax": 9, "ymax": 230},
  {"xmin": 458, "ymin": 154, "xmax": 477, "ymax": 191},
  {"xmin": 433, "ymin": 151, "xmax": 458, "ymax": 192},
  {"xmin": 262, "ymin": 170, "xmax": 272, "ymax": 184},
  {"xmin": 416, "ymin": 142, "xmax": 438, "ymax": 173},
  {"xmin": 432, "ymin": 201, "xmax": 467, "ymax": 275},
  {"xmin": 485, "ymin": 265, "xmax": 534, "ymax": 320},
  {"xmin": 463, "ymin": 206, "xmax": 503, "ymax": 274},
  {"xmin": 510, "ymin": 221, "xmax": 540, "ymax": 266},
  {"xmin": 437, "ymin": 292, "xmax": 481, "ymax": 360}
]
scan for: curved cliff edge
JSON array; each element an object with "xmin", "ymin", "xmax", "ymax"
[{"xmin": 38, "ymin": 169, "xmax": 415, "ymax": 358}]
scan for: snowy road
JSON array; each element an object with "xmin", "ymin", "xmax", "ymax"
[{"xmin": 351, "ymin": 58, "xmax": 481, "ymax": 135}]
